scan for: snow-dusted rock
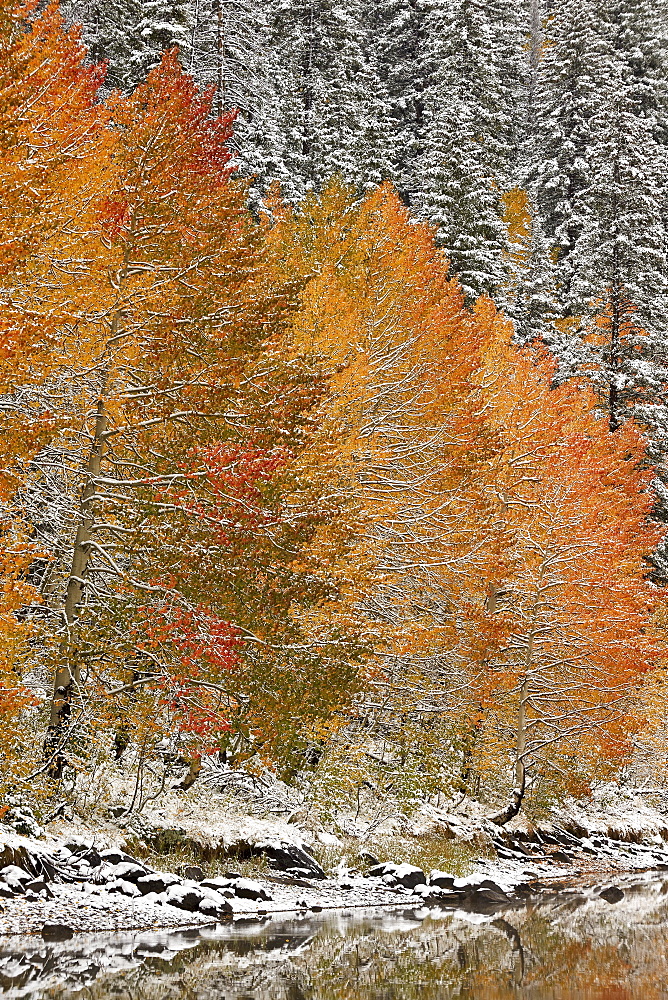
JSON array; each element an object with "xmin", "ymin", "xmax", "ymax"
[
  {"xmin": 164, "ymin": 884, "xmax": 203, "ymax": 912},
  {"xmin": 198, "ymin": 887, "xmax": 233, "ymax": 917},
  {"xmin": 110, "ymin": 861, "xmax": 148, "ymax": 884},
  {"xmin": 98, "ymin": 849, "xmax": 126, "ymax": 866},
  {"xmin": 257, "ymin": 841, "xmax": 326, "ymax": 880},
  {"xmin": 136, "ymin": 873, "xmax": 180, "ymax": 895},
  {"xmin": 429, "ymin": 870, "xmax": 455, "ymax": 890},
  {"xmin": 181, "ymin": 865, "xmax": 205, "ymax": 882},
  {"xmin": 24, "ymin": 878, "xmax": 53, "ymax": 898},
  {"xmin": 230, "ymin": 877, "xmax": 272, "ymax": 901},
  {"xmin": 200, "ymin": 877, "xmax": 235, "ymax": 898},
  {"xmin": 0, "ymin": 865, "xmax": 32, "ymax": 892},
  {"xmin": 368, "ymin": 863, "xmax": 427, "ymax": 889},
  {"xmin": 106, "ymin": 879, "xmax": 141, "ymax": 898}
]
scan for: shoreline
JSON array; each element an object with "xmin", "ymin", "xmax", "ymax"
[
  {"xmin": 4, "ymin": 811, "xmax": 668, "ymax": 941},
  {"xmin": 1, "ymin": 861, "xmax": 666, "ymax": 940}
]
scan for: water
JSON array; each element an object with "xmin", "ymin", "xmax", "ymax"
[{"xmin": 2, "ymin": 873, "xmax": 668, "ymax": 998}]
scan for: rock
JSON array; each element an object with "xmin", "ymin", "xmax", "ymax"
[
  {"xmin": 0, "ymin": 882, "xmax": 15, "ymax": 898},
  {"xmin": 198, "ymin": 889, "xmax": 233, "ymax": 918},
  {"xmin": 199, "ymin": 898, "xmax": 233, "ymax": 919},
  {"xmin": 230, "ymin": 877, "xmax": 272, "ymax": 901},
  {"xmin": 471, "ymin": 880, "xmax": 510, "ymax": 903},
  {"xmin": 258, "ymin": 842, "xmax": 326, "ymax": 880},
  {"xmin": 600, "ymin": 886, "xmax": 625, "ymax": 904},
  {"xmin": 0, "ymin": 843, "xmax": 39, "ymax": 878},
  {"xmin": 368, "ymin": 863, "xmax": 395, "ymax": 878},
  {"xmin": 106, "ymin": 879, "xmax": 141, "ymax": 898},
  {"xmin": 41, "ymin": 923, "xmax": 74, "ymax": 942},
  {"xmin": 0, "ymin": 866, "xmax": 31, "ymax": 892},
  {"xmin": 396, "ymin": 865, "xmax": 427, "ymax": 889},
  {"xmin": 63, "ymin": 839, "xmax": 92, "ymax": 855},
  {"xmin": 200, "ymin": 877, "xmax": 236, "ymax": 898},
  {"xmin": 110, "ymin": 862, "xmax": 148, "ymax": 884},
  {"xmin": 180, "ymin": 865, "xmax": 205, "ymax": 882},
  {"xmin": 200, "ymin": 876, "xmax": 232, "ymax": 890},
  {"xmin": 82, "ymin": 848, "xmax": 102, "ymax": 868},
  {"xmin": 98, "ymin": 849, "xmax": 126, "ymax": 865},
  {"xmin": 359, "ymin": 850, "xmax": 379, "ymax": 866},
  {"xmin": 430, "ymin": 871, "xmax": 456, "ymax": 890},
  {"xmin": 23, "ymin": 879, "xmax": 53, "ymax": 898},
  {"xmin": 136, "ymin": 873, "xmax": 179, "ymax": 895},
  {"xmin": 367, "ymin": 863, "xmax": 426, "ymax": 889},
  {"xmin": 552, "ymin": 850, "xmax": 572, "ymax": 864},
  {"xmin": 553, "ymin": 829, "xmax": 580, "ymax": 847},
  {"xmin": 165, "ymin": 884, "xmax": 203, "ymax": 912}
]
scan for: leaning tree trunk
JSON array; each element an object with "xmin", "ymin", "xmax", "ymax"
[
  {"xmin": 489, "ymin": 675, "xmax": 529, "ymax": 826},
  {"xmin": 45, "ymin": 390, "xmax": 109, "ymax": 774},
  {"xmin": 45, "ymin": 300, "xmax": 128, "ymax": 772}
]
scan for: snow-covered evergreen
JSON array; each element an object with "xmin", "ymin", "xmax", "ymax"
[
  {"xmin": 416, "ymin": 0, "xmax": 519, "ymax": 299},
  {"xmin": 366, "ymin": 0, "xmax": 426, "ymax": 199},
  {"xmin": 60, "ymin": 0, "xmax": 668, "ymax": 393},
  {"xmin": 529, "ymin": 0, "xmax": 668, "ymax": 441},
  {"xmin": 64, "ymin": 0, "xmax": 191, "ymax": 90}
]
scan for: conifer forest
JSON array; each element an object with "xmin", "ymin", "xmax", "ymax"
[{"xmin": 3, "ymin": 0, "xmax": 668, "ymax": 854}]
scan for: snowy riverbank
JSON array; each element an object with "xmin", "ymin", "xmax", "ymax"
[{"xmin": 3, "ymin": 797, "xmax": 668, "ymax": 939}]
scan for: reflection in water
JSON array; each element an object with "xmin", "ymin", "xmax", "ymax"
[{"xmin": 1, "ymin": 875, "xmax": 668, "ymax": 998}]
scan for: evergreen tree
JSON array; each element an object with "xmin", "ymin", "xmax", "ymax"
[
  {"xmin": 367, "ymin": 0, "xmax": 427, "ymax": 199},
  {"xmin": 531, "ymin": 0, "xmax": 668, "ymax": 430},
  {"xmin": 416, "ymin": 0, "xmax": 515, "ymax": 300},
  {"xmin": 532, "ymin": 0, "xmax": 611, "ymax": 324},
  {"xmin": 62, "ymin": 0, "xmax": 191, "ymax": 90},
  {"xmin": 186, "ymin": 0, "xmax": 267, "ymax": 121},
  {"xmin": 240, "ymin": 0, "xmax": 386, "ymax": 199}
]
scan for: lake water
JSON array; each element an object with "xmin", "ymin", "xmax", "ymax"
[{"xmin": 2, "ymin": 872, "xmax": 668, "ymax": 998}]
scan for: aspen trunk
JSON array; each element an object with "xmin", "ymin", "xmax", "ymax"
[
  {"xmin": 43, "ymin": 228, "xmax": 130, "ymax": 768},
  {"xmin": 490, "ymin": 675, "xmax": 530, "ymax": 826},
  {"xmin": 45, "ymin": 302, "xmax": 127, "ymax": 766},
  {"xmin": 46, "ymin": 392, "xmax": 109, "ymax": 761}
]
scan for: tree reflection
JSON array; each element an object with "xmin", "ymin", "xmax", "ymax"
[{"xmin": 15, "ymin": 882, "xmax": 668, "ymax": 1000}]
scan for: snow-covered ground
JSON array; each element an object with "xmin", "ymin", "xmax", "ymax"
[{"xmin": 3, "ymin": 776, "xmax": 668, "ymax": 940}]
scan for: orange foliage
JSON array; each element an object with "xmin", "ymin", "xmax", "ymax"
[{"xmin": 271, "ymin": 180, "xmax": 664, "ymax": 803}]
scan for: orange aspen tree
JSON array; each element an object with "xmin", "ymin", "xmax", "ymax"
[
  {"xmin": 1, "ymin": 41, "xmax": 297, "ymax": 773},
  {"xmin": 466, "ymin": 309, "xmax": 662, "ymax": 820},
  {"xmin": 0, "ymin": 2, "xmax": 112, "ymax": 782},
  {"xmin": 270, "ymin": 181, "xmax": 663, "ymax": 812},
  {"xmin": 267, "ymin": 182, "xmax": 508, "ymax": 796}
]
